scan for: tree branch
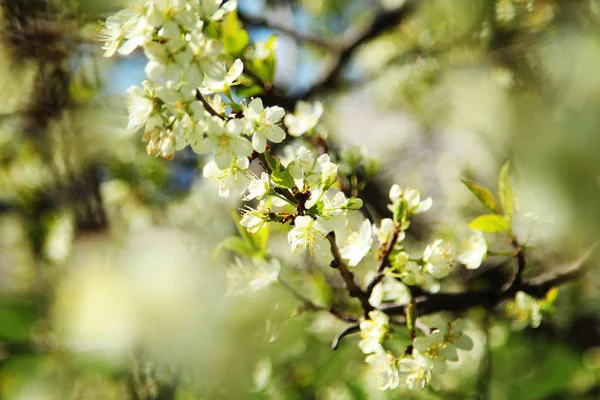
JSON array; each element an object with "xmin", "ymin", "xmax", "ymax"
[
  {"xmin": 365, "ymin": 227, "xmax": 402, "ymax": 297},
  {"xmin": 238, "ymin": 12, "xmax": 336, "ymax": 50},
  {"xmin": 382, "ymin": 260, "xmax": 586, "ymax": 318},
  {"xmin": 326, "ymin": 232, "xmax": 373, "ymax": 316},
  {"xmin": 258, "ymin": 3, "xmax": 417, "ymax": 109}
]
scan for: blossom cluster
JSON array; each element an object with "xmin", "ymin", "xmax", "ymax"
[
  {"xmin": 99, "ymin": 0, "xmax": 548, "ymax": 395},
  {"xmin": 358, "ymin": 312, "xmax": 474, "ymax": 391}
]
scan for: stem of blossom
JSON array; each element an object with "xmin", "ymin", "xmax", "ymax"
[
  {"xmin": 364, "ymin": 226, "xmax": 403, "ymax": 298},
  {"xmin": 326, "ymin": 232, "xmax": 373, "ymax": 317},
  {"xmin": 332, "ymin": 324, "xmax": 360, "ymax": 350},
  {"xmin": 195, "ymin": 89, "xmax": 226, "ymax": 120},
  {"xmin": 278, "ymin": 278, "xmax": 357, "ymax": 323}
]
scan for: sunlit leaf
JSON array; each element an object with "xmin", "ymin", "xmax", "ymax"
[
  {"xmin": 499, "ymin": 161, "xmax": 514, "ymax": 220},
  {"xmin": 468, "ymin": 214, "xmax": 511, "ymax": 233},
  {"xmin": 461, "ymin": 180, "xmax": 501, "ymax": 214},
  {"xmin": 222, "ymin": 11, "xmax": 249, "ymax": 57}
]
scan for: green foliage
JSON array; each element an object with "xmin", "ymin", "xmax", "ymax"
[
  {"xmin": 222, "ymin": 11, "xmax": 250, "ymax": 57},
  {"xmin": 469, "ymin": 214, "xmax": 511, "ymax": 233},
  {"xmin": 265, "ymin": 151, "xmax": 296, "ymax": 189},
  {"xmin": 461, "ymin": 180, "xmax": 502, "ymax": 214},
  {"xmin": 465, "ymin": 162, "xmax": 515, "ymax": 233}
]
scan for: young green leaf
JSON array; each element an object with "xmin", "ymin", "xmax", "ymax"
[
  {"xmin": 468, "ymin": 214, "xmax": 511, "ymax": 233},
  {"xmin": 461, "ymin": 180, "xmax": 501, "ymax": 214},
  {"xmin": 498, "ymin": 161, "xmax": 514, "ymax": 220},
  {"xmin": 222, "ymin": 11, "xmax": 250, "ymax": 58},
  {"xmin": 263, "ymin": 151, "xmax": 279, "ymax": 173},
  {"xmin": 252, "ymin": 221, "xmax": 270, "ymax": 256},
  {"xmin": 271, "ymin": 166, "xmax": 296, "ymax": 189}
]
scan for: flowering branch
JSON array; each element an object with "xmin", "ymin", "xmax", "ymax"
[{"xmin": 96, "ymin": 0, "xmax": 591, "ymax": 393}]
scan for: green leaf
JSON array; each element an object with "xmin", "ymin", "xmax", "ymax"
[
  {"xmin": 265, "ymin": 152, "xmax": 296, "ymax": 189},
  {"xmin": 468, "ymin": 214, "xmax": 511, "ymax": 233},
  {"xmin": 246, "ymin": 35, "xmax": 279, "ymax": 84},
  {"xmin": 498, "ymin": 161, "xmax": 514, "ymax": 220},
  {"xmin": 461, "ymin": 180, "xmax": 501, "ymax": 214},
  {"xmin": 263, "ymin": 151, "xmax": 279, "ymax": 172},
  {"xmin": 251, "ymin": 222, "xmax": 270, "ymax": 257},
  {"xmin": 234, "ymin": 83, "xmax": 264, "ymax": 99},
  {"xmin": 392, "ymin": 200, "xmax": 407, "ymax": 223},
  {"xmin": 222, "ymin": 11, "xmax": 250, "ymax": 57},
  {"xmin": 271, "ymin": 167, "xmax": 295, "ymax": 189}
]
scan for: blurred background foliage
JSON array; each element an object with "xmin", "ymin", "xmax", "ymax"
[{"xmin": 0, "ymin": 0, "xmax": 599, "ymax": 398}]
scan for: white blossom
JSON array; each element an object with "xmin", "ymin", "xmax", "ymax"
[
  {"xmin": 240, "ymin": 213, "xmax": 266, "ymax": 234},
  {"xmin": 395, "ymin": 253, "xmax": 441, "ymax": 293},
  {"xmin": 388, "ymin": 185, "xmax": 433, "ymax": 215},
  {"xmin": 365, "ymin": 347, "xmax": 400, "ymax": 390},
  {"xmin": 399, "ymin": 355, "xmax": 441, "ymax": 391},
  {"xmin": 359, "ymin": 311, "xmax": 389, "ymax": 354},
  {"xmin": 244, "ymin": 98, "xmax": 286, "ymax": 153},
  {"xmin": 284, "ymin": 101, "xmax": 324, "ymax": 137},
  {"xmin": 458, "ymin": 230, "xmax": 488, "ymax": 270},
  {"xmin": 373, "ymin": 218, "xmax": 404, "ymax": 248},
  {"xmin": 244, "ymin": 172, "xmax": 271, "ymax": 201},
  {"xmin": 203, "ymin": 157, "xmax": 249, "ymax": 197},
  {"xmin": 412, "ymin": 331, "xmax": 453, "ymax": 373},
  {"xmin": 201, "ymin": 59, "xmax": 244, "ymax": 94},
  {"xmin": 506, "ymin": 291, "xmax": 543, "ymax": 330},
  {"xmin": 195, "ymin": 117, "xmax": 252, "ymax": 169},
  {"xmin": 339, "ymin": 219, "xmax": 373, "ymax": 267},
  {"xmin": 126, "ymin": 83, "xmax": 154, "ymax": 132},
  {"xmin": 287, "ymin": 215, "xmax": 330, "ymax": 255},
  {"xmin": 422, "ymin": 239, "xmax": 454, "ymax": 279},
  {"xmin": 198, "ymin": 0, "xmax": 237, "ymax": 21},
  {"xmin": 369, "ymin": 275, "xmax": 410, "ymax": 308}
]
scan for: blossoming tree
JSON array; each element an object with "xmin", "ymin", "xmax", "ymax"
[{"xmin": 0, "ymin": 0, "xmax": 598, "ymax": 398}]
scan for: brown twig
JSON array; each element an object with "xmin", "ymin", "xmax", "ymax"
[
  {"xmin": 195, "ymin": 89, "xmax": 225, "ymax": 120},
  {"xmin": 365, "ymin": 227, "xmax": 403, "ymax": 297},
  {"xmin": 326, "ymin": 232, "xmax": 373, "ymax": 317},
  {"xmin": 332, "ymin": 324, "xmax": 360, "ymax": 350}
]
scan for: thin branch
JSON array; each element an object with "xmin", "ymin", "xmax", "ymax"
[
  {"xmin": 195, "ymin": 89, "xmax": 225, "ymax": 120},
  {"xmin": 382, "ymin": 261, "xmax": 586, "ymax": 318},
  {"xmin": 278, "ymin": 278, "xmax": 357, "ymax": 323},
  {"xmin": 295, "ymin": 4, "xmax": 416, "ymax": 101},
  {"xmin": 259, "ymin": 3, "xmax": 417, "ymax": 109},
  {"xmin": 332, "ymin": 324, "xmax": 360, "ymax": 350},
  {"xmin": 326, "ymin": 232, "xmax": 373, "ymax": 317},
  {"xmin": 365, "ymin": 227, "xmax": 402, "ymax": 297},
  {"xmin": 238, "ymin": 12, "xmax": 336, "ymax": 50}
]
